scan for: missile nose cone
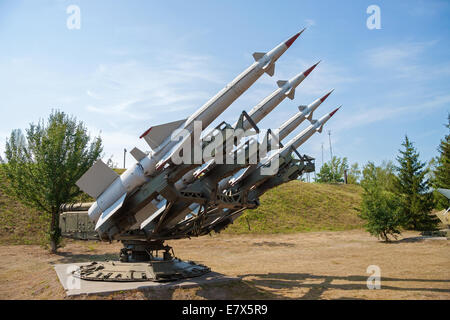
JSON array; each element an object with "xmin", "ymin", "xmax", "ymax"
[
  {"xmin": 284, "ymin": 28, "xmax": 306, "ymax": 48},
  {"xmin": 303, "ymin": 61, "xmax": 321, "ymax": 78},
  {"xmin": 329, "ymin": 106, "xmax": 341, "ymax": 117},
  {"xmin": 320, "ymin": 89, "xmax": 334, "ymax": 103}
]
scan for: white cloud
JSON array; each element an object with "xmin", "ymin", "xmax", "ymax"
[
  {"xmin": 365, "ymin": 40, "xmax": 450, "ymax": 80},
  {"xmin": 84, "ymin": 54, "xmax": 225, "ymax": 122},
  {"xmin": 332, "ymin": 92, "xmax": 450, "ymax": 132}
]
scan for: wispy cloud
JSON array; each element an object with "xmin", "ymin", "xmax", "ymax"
[
  {"xmin": 84, "ymin": 53, "xmax": 226, "ymax": 121},
  {"xmin": 332, "ymin": 92, "xmax": 450, "ymax": 132},
  {"xmin": 366, "ymin": 40, "xmax": 450, "ymax": 80}
]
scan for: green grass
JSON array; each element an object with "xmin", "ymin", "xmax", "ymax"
[
  {"xmin": 224, "ymin": 181, "xmax": 364, "ymax": 234},
  {"xmin": 0, "ymin": 164, "xmax": 364, "ymax": 244},
  {"xmin": 0, "ymin": 185, "xmax": 47, "ymax": 245}
]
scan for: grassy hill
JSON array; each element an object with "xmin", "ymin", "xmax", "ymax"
[
  {"xmin": 0, "ymin": 184, "xmax": 47, "ymax": 245},
  {"xmin": 225, "ymin": 181, "xmax": 364, "ymax": 234},
  {"xmin": 0, "ymin": 175, "xmax": 364, "ymax": 244}
]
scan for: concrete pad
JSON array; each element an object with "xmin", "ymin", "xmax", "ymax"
[{"xmin": 54, "ymin": 263, "xmax": 241, "ymax": 297}]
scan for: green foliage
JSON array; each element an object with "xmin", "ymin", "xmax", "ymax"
[
  {"xmin": 347, "ymin": 162, "xmax": 361, "ymax": 184},
  {"xmin": 359, "ymin": 162, "xmax": 403, "ymax": 242},
  {"xmin": 394, "ymin": 136, "xmax": 437, "ymax": 231},
  {"xmin": 316, "ymin": 156, "xmax": 348, "ymax": 183},
  {"xmin": 3, "ymin": 110, "xmax": 103, "ymax": 251},
  {"xmin": 315, "ymin": 156, "xmax": 360, "ymax": 184},
  {"xmin": 431, "ymin": 114, "xmax": 450, "ymax": 209}
]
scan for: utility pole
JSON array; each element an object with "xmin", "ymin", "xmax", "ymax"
[
  {"xmin": 321, "ymin": 142, "xmax": 324, "ymax": 167},
  {"xmin": 328, "ymin": 130, "xmax": 333, "ymax": 160},
  {"xmin": 123, "ymin": 148, "xmax": 127, "ymax": 169}
]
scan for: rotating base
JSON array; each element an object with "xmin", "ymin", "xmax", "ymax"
[{"xmin": 72, "ymin": 258, "xmax": 211, "ymax": 282}]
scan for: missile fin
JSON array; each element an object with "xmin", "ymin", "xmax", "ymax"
[
  {"xmin": 286, "ymin": 88, "xmax": 295, "ymax": 100},
  {"xmin": 130, "ymin": 147, "xmax": 147, "ymax": 161},
  {"xmin": 298, "ymin": 105, "xmax": 307, "ymax": 112},
  {"xmin": 95, "ymin": 193, "xmax": 126, "ymax": 231},
  {"xmin": 252, "ymin": 52, "xmax": 266, "ymax": 62},
  {"xmin": 264, "ymin": 63, "xmax": 275, "ymax": 76},
  {"xmin": 277, "ymin": 80, "xmax": 288, "ymax": 88},
  {"xmin": 310, "ymin": 119, "xmax": 318, "ymax": 125},
  {"xmin": 140, "ymin": 118, "xmax": 186, "ymax": 150},
  {"xmin": 75, "ymin": 160, "xmax": 119, "ymax": 199},
  {"xmin": 307, "ymin": 112, "xmax": 313, "ymax": 121},
  {"xmin": 316, "ymin": 124, "xmax": 324, "ymax": 133}
]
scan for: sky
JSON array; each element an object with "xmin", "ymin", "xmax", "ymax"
[{"xmin": 1, "ymin": 0, "xmax": 449, "ymax": 172}]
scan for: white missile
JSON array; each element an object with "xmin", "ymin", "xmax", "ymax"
[
  {"xmin": 228, "ymin": 106, "xmax": 340, "ymax": 187},
  {"xmin": 235, "ymin": 61, "xmax": 320, "ymax": 131},
  {"xmin": 153, "ymin": 30, "xmax": 306, "ymax": 172},
  {"xmin": 76, "ymin": 30, "xmax": 305, "ymax": 225},
  {"xmin": 174, "ymin": 63, "xmax": 319, "ymax": 190},
  {"xmin": 277, "ymin": 89, "xmax": 333, "ymax": 140},
  {"xmin": 219, "ymin": 91, "xmax": 333, "ymax": 189}
]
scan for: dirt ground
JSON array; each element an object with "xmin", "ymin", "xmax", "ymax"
[{"xmin": 0, "ymin": 230, "xmax": 448, "ymax": 300}]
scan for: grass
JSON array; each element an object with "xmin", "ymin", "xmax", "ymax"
[
  {"xmin": 0, "ymin": 166, "xmax": 364, "ymax": 244},
  {"xmin": 224, "ymin": 181, "xmax": 364, "ymax": 234},
  {"xmin": 0, "ymin": 185, "xmax": 47, "ymax": 245}
]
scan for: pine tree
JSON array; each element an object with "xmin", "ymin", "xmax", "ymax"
[
  {"xmin": 433, "ymin": 114, "xmax": 450, "ymax": 209},
  {"xmin": 394, "ymin": 136, "xmax": 437, "ymax": 230}
]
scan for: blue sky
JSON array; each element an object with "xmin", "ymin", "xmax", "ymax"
[{"xmin": 1, "ymin": 0, "xmax": 449, "ymax": 171}]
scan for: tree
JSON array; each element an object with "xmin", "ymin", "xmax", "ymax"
[
  {"xmin": 347, "ymin": 162, "xmax": 361, "ymax": 184},
  {"xmin": 432, "ymin": 114, "xmax": 450, "ymax": 209},
  {"xmin": 3, "ymin": 110, "xmax": 102, "ymax": 252},
  {"xmin": 316, "ymin": 156, "xmax": 348, "ymax": 183},
  {"xmin": 359, "ymin": 162, "xmax": 403, "ymax": 242},
  {"xmin": 393, "ymin": 136, "xmax": 437, "ymax": 231}
]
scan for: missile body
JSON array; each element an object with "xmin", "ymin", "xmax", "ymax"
[
  {"xmin": 174, "ymin": 63, "xmax": 318, "ymax": 191},
  {"xmin": 158, "ymin": 96, "xmax": 335, "ymax": 233},
  {"xmin": 278, "ymin": 90, "xmax": 333, "ymax": 140},
  {"xmin": 232, "ymin": 107, "xmax": 340, "ymax": 192},
  {"xmin": 79, "ymin": 31, "xmax": 304, "ymax": 230},
  {"xmin": 219, "ymin": 90, "xmax": 333, "ymax": 190}
]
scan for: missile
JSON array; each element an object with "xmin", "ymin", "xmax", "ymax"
[
  {"xmin": 143, "ymin": 107, "xmax": 340, "ymax": 236},
  {"xmin": 154, "ymin": 30, "xmax": 306, "ymax": 171},
  {"xmin": 76, "ymin": 30, "xmax": 305, "ymax": 226},
  {"xmin": 174, "ymin": 63, "xmax": 319, "ymax": 190},
  {"xmin": 166, "ymin": 94, "xmax": 335, "ymax": 229},
  {"xmin": 236, "ymin": 61, "xmax": 320, "ymax": 131},
  {"xmin": 278, "ymin": 89, "xmax": 333, "ymax": 140},
  {"xmin": 230, "ymin": 107, "xmax": 340, "ymax": 189},
  {"xmin": 278, "ymin": 106, "xmax": 341, "ymax": 157},
  {"xmin": 219, "ymin": 91, "xmax": 333, "ymax": 189}
]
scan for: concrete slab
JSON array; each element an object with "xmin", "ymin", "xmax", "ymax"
[{"xmin": 54, "ymin": 263, "xmax": 241, "ymax": 297}]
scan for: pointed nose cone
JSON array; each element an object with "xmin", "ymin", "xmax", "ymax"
[
  {"xmin": 329, "ymin": 106, "xmax": 341, "ymax": 117},
  {"xmin": 303, "ymin": 61, "xmax": 321, "ymax": 78},
  {"xmin": 284, "ymin": 28, "xmax": 306, "ymax": 48},
  {"xmin": 320, "ymin": 89, "xmax": 334, "ymax": 103}
]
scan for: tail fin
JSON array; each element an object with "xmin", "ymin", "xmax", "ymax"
[
  {"xmin": 76, "ymin": 160, "xmax": 119, "ymax": 199},
  {"xmin": 140, "ymin": 118, "xmax": 186, "ymax": 150}
]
